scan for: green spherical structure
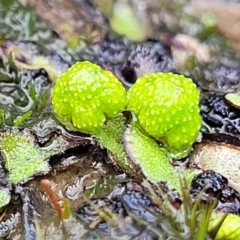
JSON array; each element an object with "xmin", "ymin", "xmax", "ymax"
[
  {"xmin": 52, "ymin": 61, "xmax": 127, "ymax": 134},
  {"xmin": 127, "ymin": 72, "xmax": 201, "ymax": 156}
]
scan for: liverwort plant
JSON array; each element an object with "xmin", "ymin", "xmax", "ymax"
[
  {"xmin": 52, "ymin": 61, "xmax": 137, "ymax": 174},
  {"xmin": 51, "ymin": 61, "xmax": 240, "ymax": 239},
  {"xmin": 52, "ymin": 61, "xmax": 127, "ymax": 134},
  {"xmin": 51, "ymin": 61, "xmax": 201, "ymax": 190},
  {"xmin": 123, "ymin": 72, "xmax": 201, "ymax": 189}
]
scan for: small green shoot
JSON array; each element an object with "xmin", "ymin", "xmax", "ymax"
[{"xmin": 13, "ymin": 110, "xmax": 32, "ymax": 127}]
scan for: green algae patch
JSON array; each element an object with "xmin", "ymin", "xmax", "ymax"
[{"xmin": 0, "ymin": 129, "xmax": 50, "ymax": 184}]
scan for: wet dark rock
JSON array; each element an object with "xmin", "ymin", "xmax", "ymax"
[
  {"xmin": 201, "ymin": 93, "xmax": 240, "ymax": 137},
  {"xmin": 31, "ymin": 118, "xmax": 60, "ymax": 144},
  {"xmin": 77, "ymin": 181, "xmax": 181, "ymax": 239},
  {"xmin": 78, "ymin": 182, "xmax": 159, "ymax": 228},
  {"xmin": 80, "ymin": 39, "xmax": 175, "ymax": 88},
  {"xmin": 121, "ymin": 41, "xmax": 176, "ymax": 86},
  {"xmin": 16, "ymin": 186, "xmax": 38, "ymax": 240},
  {"xmin": 1, "ymin": 40, "xmax": 71, "ymax": 82},
  {"xmin": 21, "ymin": 68, "xmax": 52, "ymax": 94},
  {"xmin": 95, "ymin": 38, "xmax": 128, "ymax": 66},
  {"xmin": 190, "ymin": 170, "xmax": 240, "ymax": 215},
  {"xmin": 0, "ymin": 212, "xmax": 21, "ymax": 238},
  {"xmin": 193, "ymin": 64, "xmax": 240, "ymax": 93}
]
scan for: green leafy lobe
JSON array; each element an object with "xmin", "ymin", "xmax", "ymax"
[{"xmin": 123, "ymin": 123, "xmax": 180, "ymax": 190}]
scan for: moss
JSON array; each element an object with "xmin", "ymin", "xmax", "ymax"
[{"xmin": 52, "ymin": 61, "xmax": 127, "ymax": 134}]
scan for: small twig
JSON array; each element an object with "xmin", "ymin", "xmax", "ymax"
[{"xmin": 40, "ymin": 179, "xmax": 62, "ymax": 218}]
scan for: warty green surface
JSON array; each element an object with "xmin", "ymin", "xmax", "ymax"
[
  {"xmin": 127, "ymin": 72, "xmax": 201, "ymax": 157},
  {"xmin": 52, "ymin": 61, "xmax": 127, "ymax": 134}
]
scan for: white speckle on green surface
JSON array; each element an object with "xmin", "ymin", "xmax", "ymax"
[
  {"xmin": 52, "ymin": 61, "xmax": 127, "ymax": 134},
  {"xmin": 127, "ymin": 72, "xmax": 201, "ymax": 158}
]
